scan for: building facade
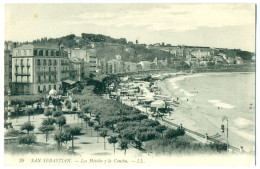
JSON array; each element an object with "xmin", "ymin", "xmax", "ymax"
[{"xmin": 12, "ymin": 44, "xmax": 70, "ymax": 95}]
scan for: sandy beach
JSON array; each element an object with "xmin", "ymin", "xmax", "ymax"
[{"xmin": 157, "ymin": 72, "xmax": 255, "ymax": 152}]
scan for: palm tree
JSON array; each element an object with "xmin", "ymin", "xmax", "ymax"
[
  {"xmin": 108, "ymin": 136, "xmax": 118, "ymax": 155},
  {"xmin": 120, "ymin": 140, "xmax": 128, "ymax": 155},
  {"xmin": 100, "ymin": 129, "xmax": 108, "ymax": 150},
  {"xmin": 94, "ymin": 125, "xmax": 100, "ymax": 143}
]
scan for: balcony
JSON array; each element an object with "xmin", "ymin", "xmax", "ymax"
[
  {"xmin": 15, "ymin": 72, "xmax": 31, "ymax": 76},
  {"xmin": 50, "ymin": 71, "xmax": 57, "ymax": 75},
  {"xmin": 26, "ymin": 64, "xmax": 31, "ymax": 67},
  {"xmin": 20, "ymin": 64, "xmax": 25, "ymax": 67},
  {"xmin": 15, "ymin": 64, "xmax": 19, "ymax": 67}
]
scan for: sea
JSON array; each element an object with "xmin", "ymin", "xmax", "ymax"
[{"xmin": 160, "ymin": 72, "xmax": 255, "ymax": 152}]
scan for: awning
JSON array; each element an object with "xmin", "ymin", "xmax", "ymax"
[{"xmin": 63, "ymin": 79, "xmax": 76, "ymax": 85}]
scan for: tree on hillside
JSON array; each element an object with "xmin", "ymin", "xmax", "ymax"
[
  {"xmin": 236, "ymin": 51, "xmax": 252, "ymax": 60},
  {"xmin": 20, "ymin": 122, "xmax": 35, "ymax": 135},
  {"xmin": 108, "ymin": 136, "xmax": 118, "ymax": 155}
]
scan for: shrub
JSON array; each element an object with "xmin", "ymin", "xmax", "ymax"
[
  {"xmin": 53, "ymin": 111, "xmax": 63, "ymax": 117},
  {"xmin": 18, "ymin": 134, "xmax": 37, "ymax": 145},
  {"xmin": 42, "ymin": 118, "xmax": 56, "ymax": 125}
]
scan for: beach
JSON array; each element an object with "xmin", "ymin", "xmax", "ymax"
[{"xmin": 158, "ymin": 72, "xmax": 255, "ymax": 152}]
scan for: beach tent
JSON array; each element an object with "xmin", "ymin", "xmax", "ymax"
[{"xmin": 151, "ymin": 100, "xmax": 165, "ymax": 109}]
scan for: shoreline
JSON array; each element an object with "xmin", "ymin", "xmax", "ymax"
[{"xmin": 155, "ymin": 72, "xmax": 255, "ymax": 152}]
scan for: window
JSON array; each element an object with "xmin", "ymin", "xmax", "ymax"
[
  {"xmin": 46, "ymin": 50, "xmax": 49, "ymax": 56},
  {"xmin": 54, "ymin": 75, "xmax": 57, "ymax": 80},
  {"xmin": 56, "ymin": 51, "xmax": 60, "ymax": 56},
  {"xmin": 21, "ymin": 59, "xmax": 23, "ymax": 66},
  {"xmin": 44, "ymin": 75, "xmax": 46, "ymax": 81},
  {"xmin": 44, "ymin": 67, "xmax": 46, "ymax": 73},
  {"xmin": 38, "ymin": 76, "xmax": 41, "ymax": 82},
  {"xmin": 43, "ymin": 85, "xmax": 46, "ymax": 91},
  {"xmin": 51, "ymin": 51, "xmax": 54, "ymax": 56},
  {"xmin": 49, "ymin": 60, "xmax": 52, "ymax": 66},
  {"xmin": 27, "ymin": 59, "xmax": 29, "ymax": 66},
  {"xmin": 43, "ymin": 59, "xmax": 46, "ymax": 66},
  {"xmin": 54, "ymin": 67, "xmax": 56, "ymax": 72},
  {"xmin": 39, "ymin": 50, "xmax": 43, "ymax": 56},
  {"xmin": 54, "ymin": 85, "xmax": 56, "ymax": 90},
  {"xmin": 34, "ymin": 50, "xmax": 38, "ymax": 56},
  {"xmin": 37, "ymin": 59, "xmax": 41, "ymax": 66},
  {"xmin": 21, "ymin": 67, "xmax": 24, "ymax": 74},
  {"xmin": 49, "ymin": 75, "xmax": 51, "ymax": 81},
  {"xmin": 54, "ymin": 60, "xmax": 57, "ymax": 65},
  {"xmin": 49, "ymin": 85, "xmax": 51, "ymax": 91},
  {"xmin": 27, "ymin": 67, "xmax": 30, "ymax": 74},
  {"xmin": 38, "ymin": 86, "xmax": 41, "ymax": 92}
]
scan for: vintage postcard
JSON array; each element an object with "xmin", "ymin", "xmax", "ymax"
[{"xmin": 2, "ymin": 2, "xmax": 257, "ymax": 167}]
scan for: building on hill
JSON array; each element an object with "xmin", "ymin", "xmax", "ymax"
[
  {"xmin": 106, "ymin": 59, "xmax": 122, "ymax": 74},
  {"xmin": 190, "ymin": 49, "xmax": 211, "ymax": 59},
  {"xmin": 137, "ymin": 61, "xmax": 151, "ymax": 71},
  {"xmin": 170, "ymin": 47, "xmax": 184, "ymax": 58},
  {"xmin": 11, "ymin": 44, "xmax": 70, "ymax": 95},
  {"xmin": 67, "ymin": 48, "xmax": 88, "ymax": 61},
  {"xmin": 124, "ymin": 62, "xmax": 137, "ymax": 73},
  {"xmin": 235, "ymin": 56, "xmax": 244, "ymax": 64},
  {"xmin": 85, "ymin": 49, "xmax": 100, "ymax": 77},
  {"xmin": 69, "ymin": 57, "xmax": 84, "ymax": 81}
]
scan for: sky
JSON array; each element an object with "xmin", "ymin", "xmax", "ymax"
[{"xmin": 4, "ymin": 3, "xmax": 256, "ymax": 52}]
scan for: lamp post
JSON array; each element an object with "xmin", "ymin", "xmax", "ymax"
[
  {"xmin": 7, "ymin": 89, "xmax": 11, "ymax": 123},
  {"xmin": 222, "ymin": 116, "xmax": 229, "ymax": 151}
]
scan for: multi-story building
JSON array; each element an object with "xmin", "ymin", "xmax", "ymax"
[
  {"xmin": 124, "ymin": 62, "xmax": 137, "ymax": 73},
  {"xmin": 84, "ymin": 49, "xmax": 100, "ymax": 77},
  {"xmin": 67, "ymin": 48, "xmax": 87, "ymax": 61},
  {"xmin": 106, "ymin": 59, "xmax": 122, "ymax": 74},
  {"xmin": 4, "ymin": 49, "xmax": 12, "ymax": 95},
  {"xmin": 69, "ymin": 57, "xmax": 84, "ymax": 81},
  {"xmin": 190, "ymin": 49, "xmax": 211, "ymax": 59},
  {"xmin": 12, "ymin": 44, "xmax": 70, "ymax": 95}
]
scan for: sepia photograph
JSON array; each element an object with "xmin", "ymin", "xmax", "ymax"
[{"xmin": 2, "ymin": 1, "xmax": 258, "ymax": 167}]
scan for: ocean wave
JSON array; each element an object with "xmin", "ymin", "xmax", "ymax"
[
  {"xmin": 233, "ymin": 130, "xmax": 255, "ymax": 142},
  {"xmin": 208, "ymin": 100, "xmax": 234, "ymax": 109},
  {"xmin": 233, "ymin": 118, "xmax": 252, "ymax": 128}
]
